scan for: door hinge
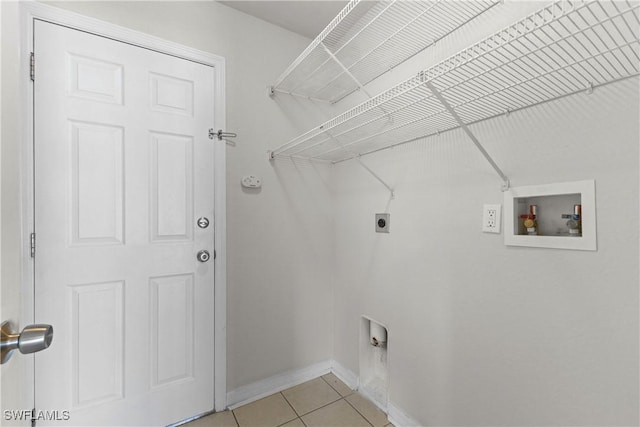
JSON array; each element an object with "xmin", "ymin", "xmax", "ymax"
[
  {"xmin": 30, "ymin": 233, "xmax": 36, "ymax": 258},
  {"xmin": 30, "ymin": 52, "xmax": 35, "ymax": 82}
]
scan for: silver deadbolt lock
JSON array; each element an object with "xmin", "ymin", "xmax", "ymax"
[
  {"xmin": 197, "ymin": 250, "xmax": 211, "ymax": 263},
  {"xmin": 197, "ymin": 217, "xmax": 210, "ymax": 229},
  {"xmin": 1, "ymin": 321, "xmax": 54, "ymax": 364}
]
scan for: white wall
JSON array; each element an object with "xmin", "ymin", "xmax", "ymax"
[
  {"xmin": 0, "ymin": 0, "xmax": 335, "ymax": 413},
  {"xmin": 329, "ymin": 2, "xmax": 639, "ymax": 426},
  {"xmin": 1, "ymin": 1, "xmax": 28, "ymax": 420},
  {"xmin": 3, "ymin": 2, "xmax": 638, "ymax": 425}
]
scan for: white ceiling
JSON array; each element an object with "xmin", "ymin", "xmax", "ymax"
[{"xmin": 218, "ymin": 1, "xmax": 349, "ymax": 39}]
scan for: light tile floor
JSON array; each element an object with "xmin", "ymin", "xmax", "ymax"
[{"xmin": 186, "ymin": 374, "xmax": 394, "ymax": 427}]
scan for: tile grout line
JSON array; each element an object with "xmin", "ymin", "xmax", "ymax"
[
  {"xmin": 282, "ymin": 377, "xmax": 345, "ymax": 419},
  {"xmin": 320, "ymin": 374, "xmax": 353, "ymax": 398},
  {"xmin": 320, "ymin": 375, "xmax": 390, "ymax": 427},
  {"xmin": 231, "ymin": 407, "xmax": 240, "ymax": 427},
  {"xmin": 319, "ymin": 374, "xmax": 340, "ymax": 394},
  {"xmin": 323, "ymin": 374, "xmax": 388, "ymax": 427},
  {"xmin": 279, "ymin": 390, "xmax": 302, "ymax": 419},
  {"xmin": 230, "ymin": 375, "xmax": 380, "ymax": 427},
  {"xmin": 275, "ymin": 416, "xmax": 303, "ymax": 427},
  {"xmin": 320, "ymin": 374, "xmax": 376, "ymax": 425},
  {"xmin": 296, "ymin": 395, "xmax": 346, "ymax": 420},
  {"xmin": 288, "ymin": 376, "xmax": 364, "ymax": 424},
  {"xmin": 343, "ymin": 395, "xmax": 376, "ymax": 427},
  {"xmin": 278, "ymin": 390, "xmax": 306, "ymax": 427}
]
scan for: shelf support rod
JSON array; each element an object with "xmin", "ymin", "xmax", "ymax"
[
  {"xmin": 354, "ymin": 156, "xmax": 395, "ymax": 199},
  {"xmin": 426, "ymin": 81, "xmax": 510, "ymax": 191},
  {"xmin": 328, "ymin": 133, "xmax": 395, "ymax": 199}
]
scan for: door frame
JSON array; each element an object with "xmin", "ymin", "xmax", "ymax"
[{"xmin": 19, "ymin": 1, "xmax": 228, "ymax": 413}]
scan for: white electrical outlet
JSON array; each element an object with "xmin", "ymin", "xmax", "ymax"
[{"xmin": 482, "ymin": 204, "xmax": 502, "ymax": 233}]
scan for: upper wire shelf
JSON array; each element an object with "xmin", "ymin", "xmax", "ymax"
[
  {"xmin": 270, "ymin": 0, "xmax": 501, "ymax": 104},
  {"xmin": 271, "ymin": 0, "xmax": 640, "ymax": 164}
]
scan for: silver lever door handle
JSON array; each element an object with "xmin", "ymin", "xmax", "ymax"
[{"xmin": 1, "ymin": 321, "xmax": 54, "ymax": 364}]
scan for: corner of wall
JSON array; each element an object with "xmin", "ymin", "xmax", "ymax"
[{"xmin": 1, "ymin": 1, "xmax": 29, "ymax": 421}]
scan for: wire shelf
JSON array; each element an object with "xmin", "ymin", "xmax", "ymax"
[
  {"xmin": 271, "ymin": 0, "xmax": 501, "ymax": 103},
  {"xmin": 272, "ymin": 0, "xmax": 640, "ymax": 164}
]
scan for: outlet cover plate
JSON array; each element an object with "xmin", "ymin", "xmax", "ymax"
[
  {"xmin": 482, "ymin": 204, "xmax": 501, "ymax": 233},
  {"xmin": 376, "ymin": 213, "xmax": 390, "ymax": 233}
]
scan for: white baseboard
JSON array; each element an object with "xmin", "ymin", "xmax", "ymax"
[
  {"xmin": 360, "ymin": 384, "xmax": 388, "ymax": 412},
  {"xmin": 226, "ymin": 360, "xmax": 332, "ymax": 409},
  {"xmin": 331, "ymin": 360, "xmax": 422, "ymax": 427},
  {"xmin": 226, "ymin": 359, "xmax": 422, "ymax": 426},
  {"xmin": 387, "ymin": 401, "xmax": 423, "ymax": 427},
  {"xmin": 329, "ymin": 359, "xmax": 359, "ymax": 390}
]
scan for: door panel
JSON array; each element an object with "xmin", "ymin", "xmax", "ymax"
[
  {"xmin": 70, "ymin": 120, "xmax": 125, "ymax": 245},
  {"xmin": 34, "ymin": 20, "xmax": 216, "ymax": 426},
  {"xmin": 150, "ymin": 132, "xmax": 194, "ymax": 241},
  {"xmin": 70, "ymin": 281, "xmax": 124, "ymax": 408},
  {"xmin": 149, "ymin": 273, "xmax": 194, "ymax": 388}
]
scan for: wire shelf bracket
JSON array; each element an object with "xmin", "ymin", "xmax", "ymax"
[
  {"xmin": 355, "ymin": 156, "xmax": 395, "ymax": 199},
  {"xmin": 329, "ymin": 133, "xmax": 395, "ymax": 198},
  {"xmin": 426, "ymin": 81, "xmax": 510, "ymax": 191}
]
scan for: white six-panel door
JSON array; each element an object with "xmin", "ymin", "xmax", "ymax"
[{"xmin": 34, "ymin": 20, "xmax": 216, "ymax": 426}]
